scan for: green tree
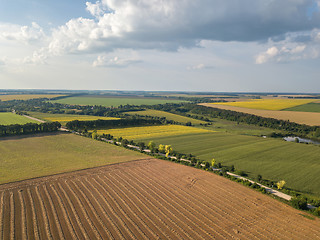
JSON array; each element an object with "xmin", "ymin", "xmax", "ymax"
[
  {"xmin": 165, "ymin": 145, "xmax": 173, "ymax": 157},
  {"xmin": 276, "ymin": 180, "xmax": 286, "ymax": 190},
  {"xmin": 92, "ymin": 130, "xmax": 98, "ymax": 140},
  {"xmin": 148, "ymin": 141, "xmax": 156, "ymax": 152},
  {"xmin": 138, "ymin": 142, "xmax": 145, "ymax": 151},
  {"xmin": 211, "ymin": 158, "xmax": 215, "ymax": 167},
  {"xmin": 158, "ymin": 144, "xmax": 165, "ymax": 153}
]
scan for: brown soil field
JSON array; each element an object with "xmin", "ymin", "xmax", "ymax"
[
  {"xmin": 1, "ymin": 159, "xmax": 320, "ymax": 239},
  {"xmin": 201, "ymin": 103, "xmax": 320, "ymax": 126}
]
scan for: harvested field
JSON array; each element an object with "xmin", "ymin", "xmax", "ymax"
[
  {"xmin": 201, "ymin": 103, "xmax": 320, "ymax": 126},
  {"xmin": 0, "ymin": 159, "xmax": 319, "ymax": 239}
]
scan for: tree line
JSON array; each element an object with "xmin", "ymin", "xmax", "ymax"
[
  {"xmin": 66, "ymin": 118, "xmax": 163, "ymax": 131},
  {"xmin": 0, "ymin": 122, "xmax": 61, "ymax": 137},
  {"xmin": 148, "ymin": 103, "xmax": 320, "ymax": 138}
]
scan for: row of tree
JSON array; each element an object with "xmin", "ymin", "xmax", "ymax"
[
  {"xmin": 149, "ymin": 103, "xmax": 320, "ymax": 138},
  {"xmin": 0, "ymin": 122, "xmax": 61, "ymax": 137},
  {"xmin": 66, "ymin": 118, "xmax": 163, "ymax": 130}
]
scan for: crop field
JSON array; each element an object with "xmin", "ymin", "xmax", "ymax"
[
  {"xmin": 126, "ymin": 109, "xmax": 207, "ymax": 125},
  {"xmin": 140, "ymin": 132, "xmax": 320, "ymax": 196},
  {"xmin": 0, "ymin": 159, "xmax": 319, "ymax": 239},
  {"xmin": 202, "ymin": 103, "xmax": 320, "ymax": 126},
  {"xmin": 0, "ymin": 133, "xmax": 146, "ymax": 184},
  {"xmin": 0, "ymin": 94, "xmax": 66, "ymax": 101},
  {"xmin": 285, "ymin": 102, "xmax": 320, "ymax": 113},
  {"xmin": 52, "ymin": 96, "xmax": 186, "ymax": 107},
  {"xmin": 213, "ymin": 99, "xmax": 315, "ymax": 110},
  {"xmin": 95, "ymin": 125, "xmax": 214, "ymax": 140},
  {"xmin": 0, "ymin": 113, "xmax": 39, "ymax": 125},
  {"xmin": 28, "ymin": 112, "xmax": 120, "ymax": 125}
]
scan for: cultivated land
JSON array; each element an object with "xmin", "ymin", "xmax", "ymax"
[
  {"xmin": 214, "ymin": 99, "xmax": 315, "ymax": 110},
  {"xmin": 0, "ymin": 159, "xmax": 319, "ymax": 240},
  {"xmin": 0, "ymin": 112, "xmax": 39, "ymax": 125},
  {"xmin": 0, "ymin": 133, "xmax": 146, "ymax": 184},
  {"xmin": 140, "ymin": 131, "xmax": 320, "ymax": 196},
  {"xmin": 285, "ymin": 102, "xmax": 320, "ymax": 113},
  {"xmin": 0, "ymin": 94, "xmax": 65, "ymax": 101},
  {"xmin": 95, "ymin": 125, "xmax": 214, "ymax": 140},
  {"xmin": 201, "ymin": 103, "xmax": 320, "ymax": 126},
  {"xmin": 52, "ymin": 96, "xmax": 186, "ymax": 107},
  {"xmin": 126, "ymin": 109, "xmax": 207, "ymax": 125},
  {"xmin": 28, "ymin": 112, "xmax": 120, "ymax": 125}
]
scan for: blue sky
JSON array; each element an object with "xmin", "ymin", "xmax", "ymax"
[{"xmin": 0, "ymin": 0, "xmax": 320, "ymax": 92}]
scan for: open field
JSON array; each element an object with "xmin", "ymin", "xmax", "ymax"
[
  {"xmin": 95, "ymin": 125, "xmax": 214, "ymax": 140},
  {"xmin": 140, "ymin": 131, "xmax": 320, "ymax": 196},
  {"xmin": 0, "ymin": 159, "xmax": 319, "ymax": 239},
  {"xmin": 0, "ymin": 133, "xmax": 146, "ymax": 184},
  {"xmin": 285, "ymin": 102, "xmax": 320, "ymax": 113},
  {"xmin": 201, "ymin": 103, "xmax": 320, "ymax": 126},
  {"xmin": 0, "ymin": 112, "xmax": 39, "ymax": 125},
  {"xmin": 213, "ymin": 99, "xmax": 315, "ymax": 110},
  {"xmin": 126, "ymin": 109, "xmax": 207, "ymax": 125},
  {"xmin": 52, "ymin": 96, "xmax": 186, "ymax": 107},
  {"xmin": 28, "ymin": 112, "xmax": 120, "ymax": 125},
  {"xmin": 0, "ymin": 94, "xmax": 66, "ymax": 101}
]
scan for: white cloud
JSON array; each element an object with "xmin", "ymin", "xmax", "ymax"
[
  {"xmin": 0, "ymin": 22, "xmax": 45, "ymax": 44},
  {"xmin": 45, "ymin": 0, "xmax": 320, "ymax": 56},
  {"xmin": 93, "ymin": 55, "xmax": 141, "ymax": 68},
  {"xmin": 256, "ymin": 28, "xmax": 320, "ymax": 64},
  {"xmin": 187, "ymin": 63, "xmax": 214, "ymax": 70}
]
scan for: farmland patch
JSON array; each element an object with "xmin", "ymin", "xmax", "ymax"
[
  {"xmin": 0, "ymin": 159, "xmax": 319, "ymax": 239},
  {"xmin": 51, "ymin": 96, "xmax": 187, "ymax": 107},
  {"xmin": 0, "ymin": 132, "xmax": 145, "ymax": 184},
  {"xmin": 139, "ymin": 131, "xmax": 320, "ymax": 196},
  {"xmin": 126, "ymin": 109, "xmax": 207, "ymax": 125},
  {"xmin": 213, "ymin": 99, "xmax": 315, "ymax": 111},
  {"xmin": 0, "ymin": 112, "xmax": 39, "ymax": 125},
  {"xmin": 95, "ymin": 125, "xmax": 214, "ymax": 140},
  {"xmin": 28, "ymin": 112, "xmax": 120, "ymax": 125}
]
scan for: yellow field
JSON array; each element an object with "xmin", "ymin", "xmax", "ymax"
[
  {"xmin": 0, "ymin": 94, "xmax": 66, "ymax": 101},
  {"xmin": 95, "ymin": 125, "xmax": 214, "ymax": 140},
  {"xmin": 213, "ymin": 99, "xmax": 315, "ymax": 110}
]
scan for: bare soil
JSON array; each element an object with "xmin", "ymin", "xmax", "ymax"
[{"xmin": 0, "ymin": 159, "xmax": 319, "ymax": 239}]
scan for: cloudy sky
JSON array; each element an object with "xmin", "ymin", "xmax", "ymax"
[{"xmin": 0, "ymin": 0, "xmax": 320, "ymax": 92}]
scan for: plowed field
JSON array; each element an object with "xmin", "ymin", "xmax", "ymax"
[{"xmin": 0, "ymin": 159, "xmax": 319, "ymax": 239}]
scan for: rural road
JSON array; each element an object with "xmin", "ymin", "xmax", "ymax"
[{"xmin": 23, "ymin": 115, "xmax": 46, "ymax": 123}]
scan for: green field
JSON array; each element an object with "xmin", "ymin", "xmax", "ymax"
[
  {"xmin": 139, "ymin": 131, "xmax": 320, "ymax": 196},
  {"xmin": 126, "ymin": 109, "xmax": 207, "ymax": 125},
  {"xmin": 28, "ymin": 112, "xmax": 120, "ymax": 125},
  {"xmin": 284, "ymin": 102, "xmax": 320, "ymax": 113},
  {"xmin": 0, "ymin": 112, "xmax": 39, "ymax": 125},
  {"xmin": 191, "ymin": 114, "xmax": 282, "ymax": 136},
  {"xmin": 52, "ymin": 96, "xmax": 186, "ymax": 107},
  {"xmin": 0, "ymin": 133, "xmax": 146, "ymax": 184}
]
